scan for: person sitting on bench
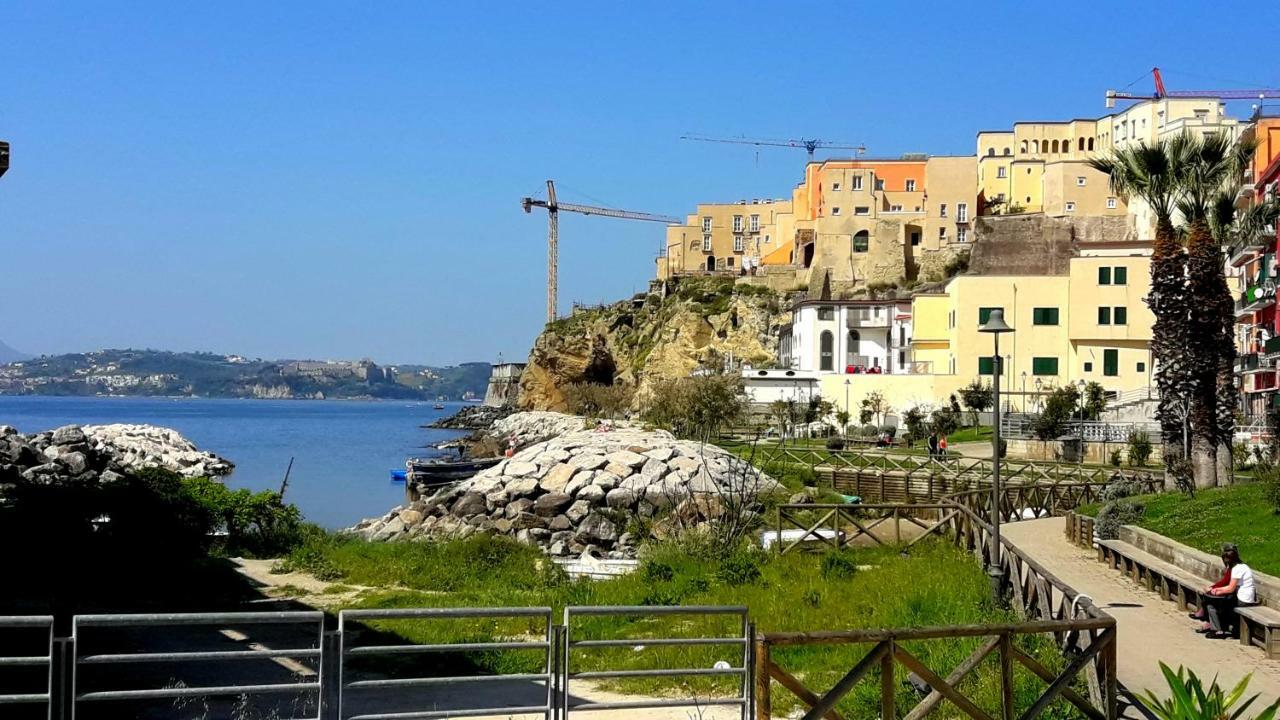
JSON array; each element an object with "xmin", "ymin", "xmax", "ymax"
[
  {"xmin": 1196, "ymin": 544, "xmax": 1256, "ymax": 638},
  {"xmin": 1190, "ymin": 557, "xmax": 1231, "ymax": 621}
]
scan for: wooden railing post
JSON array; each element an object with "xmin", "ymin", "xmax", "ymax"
[
  {"xmin": 999, "ymin": 632, "xmax": 1014, "ymax": 719},
  {"xmin": 881, "ymin": 639, "xmax": 895, "ymax": 720},
  {"xmin": 1104, "ymin": 630, "xmax": 1118, "ymax": 719},
  {"xmin": 754, "ymin": 635, "xmax": 770, "ymax": 720}
]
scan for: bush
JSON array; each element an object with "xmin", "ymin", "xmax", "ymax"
[
  {"xmin": 563, "ymin": 382, "xmax": 635, "ymax": 420},
  {"xmin": 183, "ymin": 476, "xmax": 304, "ymax": 557},
  {"xmin": 1100, "ymin": 476, "xmax": 1147, "ymax": 503},
  {"xmin": 642, "ymin": 374, "xmax": 746, "ymax": 443},
  {"xmin": 930, "ymin": 406, "xmax": 960, "ymax": 437},
  {"xmin": 1096, "ymin": 498, "xmax": 1145, "ymax": 539},
  {"xmin": 1110, "ymin": 450, "xmax": 1122, "ymax": 468},
  {"xmin": 1127, "ymin": 430, "xmax": 1153, "ymax": 467},
  {"xmin": 715, "ymin": 546, "xmax": 765, "ymax": 586},
  {"xmin": 820, "ymin": 551, "xmax": 859, "ymax": 580},
  {"xmin": 1034, "ymin": 385, "xmax": 1080, "ymax": 440},
  {"xmin": 1141, "ymin": 662, "xmax": 1280, "ymax": 720},
  {"xmin": 825, "ymin": 437, "xmax": 845, "ymax": 451},
  {"xmin": 879, "ymin": 425, "xmax": 897, "ymax": 438},
  {"xmin": 1258, "ymin": 462, "xmax": 1280, "ymax": 516},
  {"xmin": 859, "ymin": 424, "xmax": 878, "ymax": 438},
  {"xmin": 902, "ymin": 406, "xmax": 927, "ymax": 446}
]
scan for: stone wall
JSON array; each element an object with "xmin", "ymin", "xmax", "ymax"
[{"xmin": 970, "ymin": 214, "xmax": 1135, "ymax": 276}]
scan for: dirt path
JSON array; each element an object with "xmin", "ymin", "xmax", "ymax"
[{"xmin": 1003, "ymin": 517, "xmax": 1280, "ymax": 703}]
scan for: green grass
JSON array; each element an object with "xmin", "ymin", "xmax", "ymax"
[
  {"xmin": 1113, "ymin": 483, "xmax": 1280, "ymax": 576},
  {"xmin": 283, "ymin": 533, "xmax": 1075, "ymax": 716}
]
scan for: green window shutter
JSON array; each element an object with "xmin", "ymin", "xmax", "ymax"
[
  {"xmin": 1098, "ymin": 267, "xmax": 1111, "ymax": 285},
  {"xmin": 1104, "ymin": 349, "xmax": 1119, "ymax": 377},
  {"xmin": 1114, "ymin": 306, "xmax": 1127, "ymax": 325},
  {"xmin": 1033, "ymin": 308, "xmax": 1059, "ymax": 325},
  {"xmin": 978, "ymin": 357, "xmax": 994, "ymax": 376},
  {"xmin": 1114, "ymin": 266, "xmax": 1127, "ymax": 285},
  {"xmin": 1032, "ymin": 357, "xmax": 1059, "ymax": 376},
  {"xmin": 1097, "ymin": 307, "xmax": 1111, "ymax": 325}
]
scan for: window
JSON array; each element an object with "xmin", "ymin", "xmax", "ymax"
[
  {"xmin": 997, "ymin": 166, "xmax": 1007, "ymax": 178},
  {"xmin": 1113, "ymin": 306, "xmax": 1127, "ymax": 325},
  {"xmin": 939, "ymin": 228, "xmax": 948, "ymax": 242},
  {"xmin": 986, "ymin": 148, "xmax": 995, "ymax": 157},
  {"xmin": 910, "ymin": 231, "xmax": 921, "ymax": 246},
  {"xmin": 702, "ymin": 234, "xmax": 712, "ymax": 252},
  {"xmin": 939, "ymin": 203, "xmax": 948, "ymax": 218},
  {"xmin": 1078, "ymin": 138, "xmax": 1085, "ymax": 151},
  {"xmin": 1098, "ymin": 267, "xmax": 1111, "ymax": 285},
  {"xmin": 764, "ymin": 234, "xmax": 770, "ymax": 244},
  {"xmin": 726, "ymin": 256, "xmax": 734, "ymax": 268},
  {"xmin": 1137, "ymin": 361, "xmax": 1146, "ymax": 373},
  {"xmin": 1032, "ymin": 307, "xmax": 1060, "ymax": 325},
  {"xmin": 1004, "ymin": 147, "xmax": 1011, "ymax": 156},
  {"xmin": 905, "ymin": 179, "xmax": 916, "ymax": 191},
  {"xmin": 978, "ymin": 357, "xmax": 995, "ymax": 376},
  {"xmin": 831, "ymin": 207, "xmax": 841, "ymax": 216},
  {"xmin": 733, "ymin": 235, "xmax": 744, "ymax": 252},
  {"xmin": 852, "ymin": 175, "xmax": 863, "ymax": 190},
  {"xmin": 750, "ymin": 214, "xmax": 760, "ymax": 232},
  {"xmin": 1084, "ymin": 362, "xmax": 1093, "ymax": 372},
  {"xmin": 1020, "ymin": 140, "xmax": 1028, "ymax": 153},
  {"xmin": 820, "ymin": 331, "xmax": 834, "ymax": 371},
  {"xmin": 1065, "ymin": 202, "xmax": 1076, "ymax": 213},
  {"xmin": 853, "ymin": 231, "xmax": 869, "ymax": 253},
  {"xmin": 1088, "ymin": 138, "xmax": 1095, "ymax": 151},
  {"xmin": 1103, "ymin": 349, "xmax": 1119, "ymax": 377},
  {"xmin": 832, "ymin": 182, "xmax": 841, "ymax": 192},
  {"xmin": 979, "ymin": 307, "xmax": 1002, "ymax": 325},
  {"xmin": 817, "ymin": 306, "xmax": 834, "ymax": 320},
  {"xmin": 732, "ymin": 215, "xmax": 743, "ymax": 232},
  {"xmin": 1107, "ymin": 197, "xmax": 1117, "ymax": 209},
  {"xmin": 701, "ymin": 217, "xmax": 712, "ymax": 232},
  {"xmin": 1076, "ymin": 176, "xmax": 1087, "ymax": 187},
  {"xmin": 957, "ymin": 203, "xmax": 968, "ymax": 222},
  {"xmin": 957, "ymin": 227, "xmax": 968, "ymax": 243},
  {"xmin": 889, "ymin": 204, "xmax": 903, "ymax": 212},
  {"xmin": 875, "ymin": 179, "xmax": 885, "ymax": 191},
  {"xmin": 1114, "ymin": 267, "xmax": 1127, "ymax": 285},
  {"xmin": 1032, "ymin": 357, "xmax": 1059, "ymax": 376},
  {"xmin": 1098, "ymin": 307, "xmax": 1111, "ymax": 325},
  {"xmin": 854, "ymin": 206, "xmax": 869, "ymax": 216}
]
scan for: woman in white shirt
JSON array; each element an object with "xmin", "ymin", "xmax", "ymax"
[{"xmin": 1198, "ymin": 545, "xmax": 1256, "ymax": 638}]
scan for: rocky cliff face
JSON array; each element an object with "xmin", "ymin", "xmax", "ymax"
[{"xmin": 519, "ymin": 279, "xmax": 787, "ymax": 411}]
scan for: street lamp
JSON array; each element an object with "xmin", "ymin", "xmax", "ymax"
[
  {"xmin": 1077, "ymin": 378, "xmax": 1088, "ymax": 466},
  {"xmin": 979, "ymin": 308, "xmax": 1014, "ymax": 605},
  {"xmin": 844, "ymin": 378, "xmax": 851, "ymax": 440},
  {"xmin": 1034, "ymin": 377, "xmax": 1043, "ymax": 413}
]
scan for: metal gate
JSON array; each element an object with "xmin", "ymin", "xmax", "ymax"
[
  {"xmin": 0, "ymin": 615, "xmax": 55, "ymax": 720},
  {"xmin": 336, "ymin": 607, "xmax": 557, "ymax": 720},
  {"xmin": 70, "ymin": 611, "xmax": 325, "ymax": 720},
  {"xmin": 562, "ymin": 605, "xmax": 752, "ymax": 720}
]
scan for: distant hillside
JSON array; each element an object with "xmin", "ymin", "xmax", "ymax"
[
  {"xmin": 0, "ymin": 339, "xmax": 31, "ymax": 364},
  {"xmin": 0, "ymin": 349, "xmax": 491, "ymax": 401}
]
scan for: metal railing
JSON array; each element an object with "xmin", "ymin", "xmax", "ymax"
[
  {"xmin": 337, "ymin": 607, "xmax": 556, "ymax": 720},
  {"xmin": 563, "ymin": 606, "xmax": 752, "ymax": 719},
  {"xmin": 71, "ymin": 610, "xmax": 325, "ymax": 720},
  {"xmin": 0, "ymin": 615, "xmax": 54, "ymax": 718}
]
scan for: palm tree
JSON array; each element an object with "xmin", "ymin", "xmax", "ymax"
[
  {"xmin": 1090, "ymin": 139, "xmax": 1190, "ymax": 482},
  {"xmin": 1176, "ymin": 133, "xmax": 1260, "ymax": 486}
]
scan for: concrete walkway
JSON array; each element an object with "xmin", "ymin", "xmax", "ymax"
[{"xmin": 1003, "ymin": 517, "xmax": 1280, "ymax": 704}]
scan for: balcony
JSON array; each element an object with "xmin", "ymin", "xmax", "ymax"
[
  {"xmin": 1265, "ymin": 336, "xmax": 1280, "ymax": 361},
  {"xmin": 1237, "ymin": 352, "xmax": 1262, "ymax": 373},
  {"xmin": 1230, "ymin": 240, "xmax": 1268, "ymax": 267},
  {"xmin": 846, "ymin": 310, "xmax": 890, "ymax": 329},
  {"xmin": 1236, "ymin": 285, "xmax": 1277, "ymax": 317}
]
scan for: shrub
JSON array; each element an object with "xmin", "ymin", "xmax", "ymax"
[
  {"xmin": 820, "ymin": 551, "xmax": 859, "ymax": 580},
  {"xmin": 902, "ymin": 406, "xmax": 928, "ymax": 446},
  {"xmin": 1233, "ymin": 442, "xmax": 1254, "ymax": 471},
  {"xmin": 715, "ymin": 546, "xmax": 765, "ymax": 586},
  {"xmin": 1100, "ymin": 476, "xmax": 1147, "ymax": 503},
  {"xmin": 1127, "ymin": 430, "xmax": 1153, "ymax": 467},
  {"xmin": 958, "ymin": 380, "xmax": 992, "ymax": 428},
  {"xmin": 1257, "ymin": 461, "xmax": 1280, "ymax": 516},
  {"xmin": 879, "ymin": 425, "xmax": 897, "ymax": 438},
  {"xmin": 825, "ymin": 437, "xmax": 845, "ymax": 451},
  {"xmin": 1096, "ymin": 498, "xmax": 1145, "ymax": 539},
  {"xmin": 1110, "ymin": 450, "xmax": 1122, "ymax": 468},
  {"xmin": 1141, "ymin": 662, "xmax": 1280, "ymax": 720},
  {"xmin": 563, "ymin": 382, "xmax": 634, "ymax": 419},
  {"xmin": 1034, "ymin": 385, "xmax": 1080, "ymax": 440},
  {"xmin": 930, "ymin": 406, "xmax": 960, "ymax": 438},
  {"xmin": 183, "ymin": 476, "xmax": 304, "ymax": 557},
  {"xmin": 642, "ymin": 374, "xmax": 746, "ymax": 443}
]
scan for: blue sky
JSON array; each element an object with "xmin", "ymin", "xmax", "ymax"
[{"xmin": 0, "ymin": 2, "xmax": 1273, "ymax": 365}]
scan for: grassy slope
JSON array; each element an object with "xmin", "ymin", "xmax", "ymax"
[
  {"xmin": 1118, "ymin": 484, "xmax": 1280, "ymax": 576},
  {"xmin": 284, "ymin": 534, "xmax": 1070, "ymax": 716}
]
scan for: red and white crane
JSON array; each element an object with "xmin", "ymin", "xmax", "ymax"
[{"xmin": 1106, "ymin": 67, "xmax": 1280, "ymax": 107}]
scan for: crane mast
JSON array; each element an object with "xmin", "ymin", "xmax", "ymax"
[{"xmin": 521, "ymin": 180, "xmax": 679, "ymax": 323}]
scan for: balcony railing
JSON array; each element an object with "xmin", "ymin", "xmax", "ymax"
[
  {"xmin": 846, "ymin": 311, "xmax": 890, "ymax": 328},
  {"xmin": 1265, "ymin": 336, "xmax": 1280, "ymax": 360},
  {"xmin": 1230, "ymin": 240, "xmax": 1268, "ymax": 267},
  {"xmin": 1237, "ymin": 352, "xmax": 1262, "ymax": 373}
]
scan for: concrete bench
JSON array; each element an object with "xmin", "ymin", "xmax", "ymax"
[
  {"xmin": 1236, "ymin": 605, "xmax": 1280, "ymax": 660},
  {"xmin": 1097, "ymin": 539, "xmax": 1208, "ymax": 611}
]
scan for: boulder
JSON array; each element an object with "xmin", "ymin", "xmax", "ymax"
[
  {"xmin": 577, "ymin": 484, "xmax": 606, "ymax": 503},
  {"xmin": 533, "ymin": 492, "xmax": 572, "ymax": 515},
  {"xmin": 605, "ymin": 487, "xmax": 638, "ymax": 509},
  {"xmin": 605, "ymin": 450, "xmax": 646, "ymax": 468},
  {"xmin": 539, "ymin": 463, "xmax": 577, "ymax": 493},
  {"xmin": 451, "ymin": 492, "xmax": 487, "ymax": 518},
  {"xmin": 504, "ymin": 461, "xmax": 538, "ymax": 477},
  {"xmin": 565, "ymin": 500, "xmax": 592, "ymax": 523},
  {"xmin": 577, "ymin": 513, "xmax": 619, "ymax": 543},
  {"xmin": 569, "ymin": 454, "xmax": 608, "ymax": 471}
]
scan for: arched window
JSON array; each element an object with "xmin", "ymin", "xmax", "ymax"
[
  {"xmin": 847, "ymin": 330, "xmax": 861, "ymax": 368},
  {"xmin": 1032, "ymin": 140, "xmax": 1040, "ymax": 153},
  {"xmin": 1020, "ymin": 140, "xmax": 1028, "ymax": 154},
  {"xmin": 820, "ymin": 331, "xmax": 834, "ymax": 372},
  {"xmin": 706, "ymin": 256, "xmax": 716, "ymax": 272},
  {"xmin": 1078, "ymin": 137, "xmax": 1085, "ymax": 151},
  {"xmin": 1003, "ymin": 147, "xmax": 1011, "ymax": 156},
  {"xmin": 987, "ymin": 147, "xmax": 995, "ymax": 156},
  {"xmin": 853, "ymin": 230, "xmax": 869, "ymax": 253},
  {"xmin": 1088, "ymin": 137, "xmax": 1095, "ymax": 151},
  {"xmin": 1051, "ymin": 140, "xmax": 1059, "ymax": 153}
]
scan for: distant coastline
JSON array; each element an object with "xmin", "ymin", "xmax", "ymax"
[{"xmin": 0, "ymin": 349, "xmax": 491, "ymax": 402}]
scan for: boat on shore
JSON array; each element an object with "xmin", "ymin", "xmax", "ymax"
[{"xmin": 406, "ymin": 456, "xmax": 502, "ymax": 486}]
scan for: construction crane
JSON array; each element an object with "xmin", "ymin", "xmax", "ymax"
[
  {"xmin": 1106, "ymin": 67, "xmax": 1280, "ymax": 107},
  {"xmin": 522, "ymin": 180, "xmax": 680, "ymax": 323},
  {"xmin": 680, "ymin": 133, "xmax": 866, "ymax": 162},
  {"xmin": 0, "ymin": 141, "xmax": 9, "ymax": 179}
]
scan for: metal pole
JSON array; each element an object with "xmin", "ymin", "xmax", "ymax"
[{"xmin": 989, "ymin": 334, "xmax": 1006, "ymax": 606}]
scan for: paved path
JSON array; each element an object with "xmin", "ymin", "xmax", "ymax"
[{"xmin": 1003, "ymin": 517, "xmax": 1280, "ymax": 704}]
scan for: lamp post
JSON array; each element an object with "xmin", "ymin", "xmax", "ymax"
[
  {"xmin": 1020, "ymin": 371, "xmax": 1027, "ymax": 414},
  {"xmin": 1034, "ymin": 377, "xmax": 1043, "ymax": 413},
  {"xmin": 844, "ymin": 378, "xmax": 851, "ymax": 440},
  {"xmin": 1077, "ymin": 378, "xmax": 1088, "ymax": 466},
  {"xmin": 979, "ymin": 308, "xmax": 1014, "ymax": 605}
]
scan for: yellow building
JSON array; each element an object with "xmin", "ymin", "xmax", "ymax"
[{"xmin": 657, "ymin": 198, "xmax": 793, "ymax": 278}]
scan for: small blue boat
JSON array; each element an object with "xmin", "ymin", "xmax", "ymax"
[{"xmin": 389, "ymin": 469, "xmax": 408, "ymax": 482}]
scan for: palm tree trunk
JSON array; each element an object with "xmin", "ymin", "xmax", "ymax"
[
  {"xmin": 1186, "ymin": 218, "xmax": 1227, "ymax": 488},
  {"xmin": 1148, "ymin": 217, "xmax": 1190, "ymax": 489}
]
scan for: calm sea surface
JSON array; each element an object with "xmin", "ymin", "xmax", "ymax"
[{"xmin": 0, "ymin": 396, "xmax": 468, "ymax": 528}]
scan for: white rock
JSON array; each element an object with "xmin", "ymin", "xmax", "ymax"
[{"xmin": 605, "ymin": 450, "xmax": 646, "ymax": 468}]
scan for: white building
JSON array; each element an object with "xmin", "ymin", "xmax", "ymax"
[
  {"xmin": 779, "ymin": 299, "xmax": 917, "ymax": 375},
  {"xmin": 739, "ymin": 368, "xmax": 820, "ymax": 406}
]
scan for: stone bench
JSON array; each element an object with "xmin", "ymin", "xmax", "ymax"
[
  {"xmin": 1236, "ymin": 605, "xmax": 1280, "ymax": 660},
  {"xmin": 1098, "ymin": 539, "xmax": 1208, "ymax": 611},
  {"xmin": 1099, "ymin": 538, "xmax": 1280, "ymax": 659}
]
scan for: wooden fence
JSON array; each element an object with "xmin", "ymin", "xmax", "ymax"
[
  {"xmin": 758, "ymin": 491, "xmax": 1120, "ymax": 719},
  {"xmin": 773, "ymin": 503, "xmax": 956, "ymax": 554},
  {"xmin": 1064, "ymin": 511, "xmax": 1097, "ymax": 549}
]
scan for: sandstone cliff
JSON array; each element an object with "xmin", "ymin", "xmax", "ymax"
[{"xmin": 519, "ymin": 279, "xmax": 787, "ymax": 411}]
